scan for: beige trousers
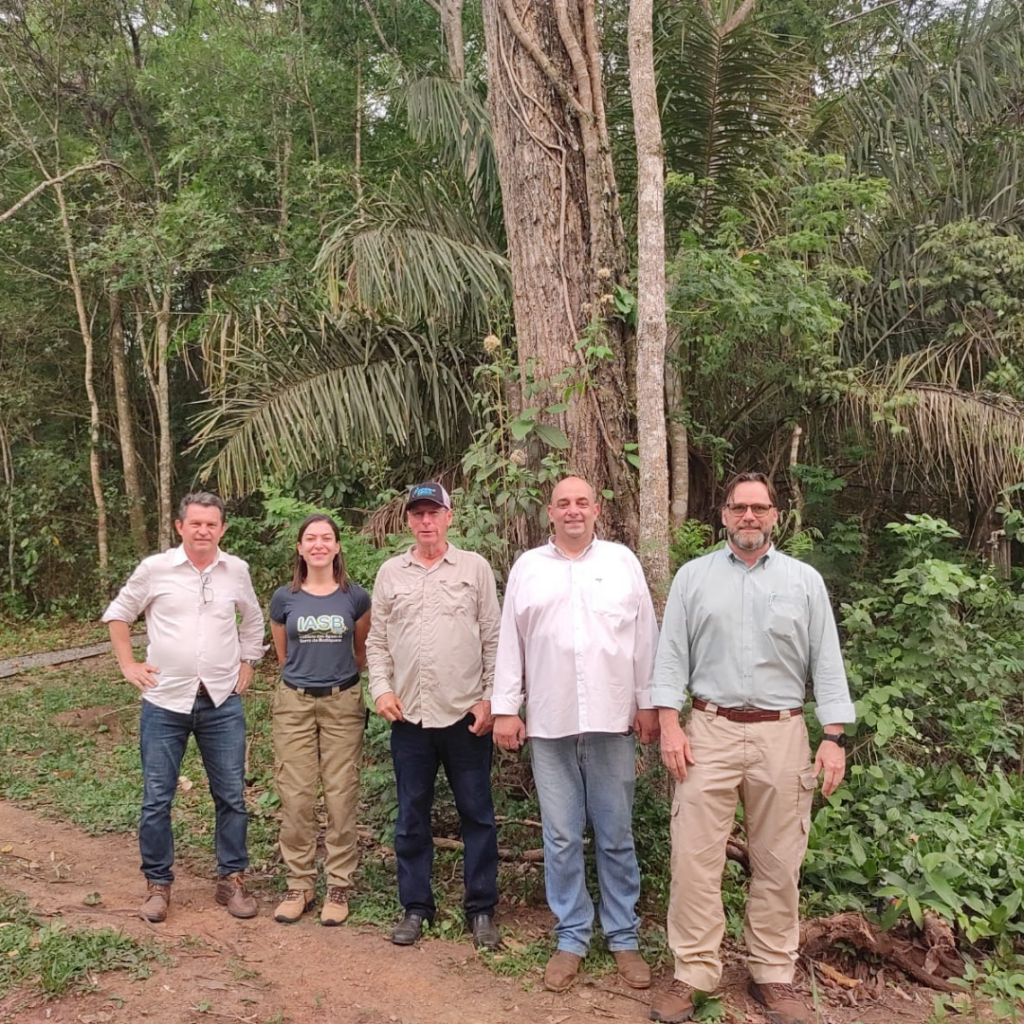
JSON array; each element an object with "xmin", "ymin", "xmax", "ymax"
[
  {"xmin": 273, "ymin": 682, "xmax": 364, "ymax": 891},
  {"xmin": 668, "ymin": 707, "xmax": 817, "ymax": 991}
]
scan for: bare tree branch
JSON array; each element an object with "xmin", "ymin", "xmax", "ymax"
[{"xmin": 0, "ymin": 160, "xmax": 120, "ymax": 225}]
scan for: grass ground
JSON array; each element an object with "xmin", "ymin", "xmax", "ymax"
[
  {"xmin": 0, "ymin": 887, "xmax": 159, "ymax": 998},
  {"xmin": 0, "ymin": 620, "xmax": 116, "ymax": 660},
  {"xmin": 0, "ymin": 656, "xmax": 671, "ymax": 985}
]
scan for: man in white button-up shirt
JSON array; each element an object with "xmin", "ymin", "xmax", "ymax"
[
  {"xmin": 492, "ymin": 477, "xmax": 660, "ymax": 994},
  {"xmin": 103, "ymin": 492, "xmax": 264, "ymax": 924}
]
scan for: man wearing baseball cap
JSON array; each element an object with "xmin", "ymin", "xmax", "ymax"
[{"xmin": 367, "ymin": 482, "xmax": 502, "ymax": 950}]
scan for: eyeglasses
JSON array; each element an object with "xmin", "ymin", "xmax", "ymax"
[
  {"xmin": 723, "ymin": 503, "xmax": 775, "ymax": 517},
  {"xmin": 199, "ymin": 571, "xmax": 214, "ymax": 605}
]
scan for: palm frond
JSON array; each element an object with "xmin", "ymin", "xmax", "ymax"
[
  {"xmin": 656, "ymin": 0, "xmax": 807, "ymax": 234},
  {"xmin": 314, "ymin": 175, "xmax": 510, "ymax": 331},
  {"xmin": 191, "ymin": 302, "xmax": 473, "ymax": 494},
  {"xmin": 400, "ymin": 75, "xmax": 501, "ymax": 221},
  {"xmin": 839, "ymin": 369, "xmax": 1024, "ymax": 505}
]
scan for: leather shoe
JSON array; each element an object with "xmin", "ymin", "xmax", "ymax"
[
  {"xmin": 649, "ymin": 980, "xmax": 697, "ymax": 1022},
  {"xmin": 139, "ymin": 881, "xmax": 171, "ymax": 923},
  {"xmin": 215, "ymin": 872, "xmax": 257, "ymax": 919},
  {"xmin": 613, "ymin": 949, "xmax": 651, "ymax": 989},
  {"xmin": 748, "ymin": 981, "xmax": 810, "ymax": 1024},
  {"xmin": 391, "ymin": 912, "xmax": 426, "ymax": 945},
  {"xmin": 544, "ymin": 950, "xmax": 582, "ymax": 992},
  {"xmin": 274, "ymin": 889, "xmax": 314, "ymax": 923},
  {"xmin": 469, "ymin": 913, "xmax": 501, "ymax": 950}
]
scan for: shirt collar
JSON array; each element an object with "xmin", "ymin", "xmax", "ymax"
[
  {"xmin": 546, "ymin": 536, "xmax": 597, "ymax": 561},
  {"xmin": 400, "ymin": 542, "xmax": 458, "ymax": 567},
  {"xmin": 171, "ymin": 544, "xmax": 225, "ymax": 572},
  {"xmin": 725, "ymin": 543, "xmax": 775, "ymax": 570}
]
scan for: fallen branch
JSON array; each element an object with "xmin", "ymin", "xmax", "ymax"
[
  {"xmin": 432, "ymin": 836, "xmax": 543, "ymax": 862},
  {"xmin": 800, "ymin": 912, "xmax": 963, "ymax": 993}
]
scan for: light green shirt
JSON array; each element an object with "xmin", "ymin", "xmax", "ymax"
[{"xmin": 651, "ymin": 545, "xmax": 855, "ymax": 726}]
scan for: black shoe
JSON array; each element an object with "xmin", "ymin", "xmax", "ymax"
[
  {"xmin": 391, "ymin": 912, "xmax": 426, "ymax": 946},
  {"xmin": 469, "ymin": 913, "xmax": 501, "ymax": 950}
]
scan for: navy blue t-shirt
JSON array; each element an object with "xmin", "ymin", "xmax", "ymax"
[{"xmin": 269, "ymin": 584, "xmax": 371, "ymax": 688}]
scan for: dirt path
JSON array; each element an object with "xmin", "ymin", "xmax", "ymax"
[
  {"xmin": 0, "ymin": 802, "xmax": 661, "ymax": 1024},
  {"xmin": 0, "ymin": 803, "xmax": 940, "ymax": 1024}
]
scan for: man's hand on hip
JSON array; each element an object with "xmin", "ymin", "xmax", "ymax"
[
  {"xmin": 492, "ymin": 714, "xmax": 526, "ymax": 751},
  {"xmin": 658, "ymin": 710, "xmax": 696, "ymax": 781},
  {"xmin": 467, "ymin": 700, "xmax": 493, "ymax": 736},
  {"xmin": 375, "ymin": 692, "xmax": 405, "ymax": 723},
  {"xmin": 633, "ymin": 709, "xmax": 660, "ymax": 745},
  {"xmin": 122, "ymin": 661, "xmax": 160, "ymax": 692},
  {"xmin": 234, "ymin": 662, "xmax": 255, "ymax": 694},
  {"xmin": 814, "ymin": 739, "xmax": 847, "ymax": 798}
]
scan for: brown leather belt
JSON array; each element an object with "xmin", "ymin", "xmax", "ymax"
[{"xmin": 692, "ymin": 698, "xmax": 804, "ymax": 723}]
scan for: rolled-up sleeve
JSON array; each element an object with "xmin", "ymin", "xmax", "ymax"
[
  {"xmin": 808, "ymin": 575, "xmax": 856, "ymax": 725},
  {"xmin": 235, "ymin": 566, "xmax": 266, "ymax": 661},
  {"xmin": 476, "ymin": 561, "xmax": 501, "ymax": 700},
  {"xmin": 102, "ymin": 560, "xmax": 152, "ymax": 624},
  {"xmin": 491, "ymin": 566, "xmax": 525, "ymax": 717},
  {"xmin": 631, "ymin": 560, "xmax": 658, "ymax": 710},
  {"xmin": 651, "ymin": 570, "xmax": 691, "ymax": 711},
  {"xmin": 366, "ymin": 564, "xmax": 396, "ymax": 703}
]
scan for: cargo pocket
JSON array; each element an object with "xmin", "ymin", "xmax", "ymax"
[{"xmin": 798, "ymin": 767, "xmax": 818, "ymax": 832}]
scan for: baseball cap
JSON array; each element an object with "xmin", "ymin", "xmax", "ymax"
[{"xmin": 406, "ymin": 481, "xmax": 452, "ymax": 510}]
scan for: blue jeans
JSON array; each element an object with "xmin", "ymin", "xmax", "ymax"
[
  {"xmin": 139, "ymin": 691, "xmax": 248, "ymax": 884},
  {"xmin": 531, "ymin": 733, "xmax": 641, "ymax": 955},
  {"xmin": 390, "ymin": 716, "xmax": 499, "ymax": 920}
]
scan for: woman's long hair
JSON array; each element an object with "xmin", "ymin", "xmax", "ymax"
[{"xmin": 289, "ymin": 514, "xmax": 349, "ymax": 593}]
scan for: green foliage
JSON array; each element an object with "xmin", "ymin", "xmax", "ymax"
[
  {"xmin": 0, "ymin": 888, "xmax": 157, "ymax": 997},
  {"xmin": 802, "ymin": 515, "xmax": 1024, "ymax": 954}
]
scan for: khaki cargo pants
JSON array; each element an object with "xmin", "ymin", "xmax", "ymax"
[
  {"xmin": 273, "ymin": 682, "xmax": 364, "ymax": 892},
  {"xmin": 668, "ymin": 707, "xmax": 817, "ymax": 991}
]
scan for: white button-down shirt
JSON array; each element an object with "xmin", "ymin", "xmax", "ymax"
[
  {"xmin": 492, "ymin": 538, "xmax": 658, "ymax": 739},
  {"xmin": 102, "ymin": 546, "xmax": 265, "ymax": 712}
]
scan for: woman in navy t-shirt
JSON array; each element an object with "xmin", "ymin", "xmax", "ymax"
[{"xmin": 269, "ymin": 514, "xmax": 370, "ymax": 925}]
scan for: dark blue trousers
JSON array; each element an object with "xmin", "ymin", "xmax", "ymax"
[{"xmin": 390, "ymin": 715, "xmax": 499, "ymax": 920}]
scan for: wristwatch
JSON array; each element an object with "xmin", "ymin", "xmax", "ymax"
[
  {"xmin": 242, "ymin": 659, "xmax": 260, "ymax": 669},
  {"xmin": 822, "ymin": 733, "xmax": 848, "ymax": 749}
]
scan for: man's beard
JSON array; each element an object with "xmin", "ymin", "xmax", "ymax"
[{"xmin": 728, "ymin": 525, "xmax": 770, "ymax": 551}]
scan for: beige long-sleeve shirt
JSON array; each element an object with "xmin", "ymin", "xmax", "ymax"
[
  {"xmin": 102, "ymin": 545, "xmax": 265, "ymax": 712},
  {"xmin": 366, "ymin": 544, "xmax": 500, "ymax": 728}
]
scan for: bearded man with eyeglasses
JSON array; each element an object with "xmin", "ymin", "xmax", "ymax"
[
  {"xmin": 648, "ymin": 472, "xmax": 855, "ymax": 1024},
  {"xmin": 103, "ymin": 492, "xmax": 265, "ymax": 924}
]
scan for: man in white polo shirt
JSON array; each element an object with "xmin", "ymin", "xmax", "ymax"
[
  {"xmin": 103, "ymin": 492, "xmax": 265, "ymax": 923},
  {"xmin": 492, "ymin": 476, "xmax": 660, "ymax": 993}
]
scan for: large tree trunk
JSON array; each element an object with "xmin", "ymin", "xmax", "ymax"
[
  {"xmin": 54, "ymin": 181, "xmax": 108, "ymax": 571},
  {"xmin": 108, "ymin": 288, "xmax": 149, "ymax": 556},
  {"xmin": 482, "ymin": 0, "xmax": 639, "ymax": 544},
  {"xmin": 629, "ymin": 0, "xmax": 670, "ymax": 607},
  {"xmin": 666, "ymin": 325, "xmax": 690, "ymax": 529}
]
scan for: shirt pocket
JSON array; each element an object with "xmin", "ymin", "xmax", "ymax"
[
  {"xmin": 439, "ymin": 580, "xmax": 477, "ymax": 618},
  {"xmin": 765, "ymin": 594, "xmax": 802, "ymax": 639},
  {"xmin": 590, "ymin": 577, "xmax": 639, "ymax": 620}
]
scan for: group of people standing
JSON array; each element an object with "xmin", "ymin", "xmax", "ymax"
[{"xmin": 103, "ymin": 471, "xmax": 854, "ymax": 1024}]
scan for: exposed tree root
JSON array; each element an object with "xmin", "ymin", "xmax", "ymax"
[{"xmin": 800, "ymin": 912, "xmax": 964, "ymax": 993}]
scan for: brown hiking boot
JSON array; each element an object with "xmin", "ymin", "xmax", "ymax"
[
  {"xmin": 274, "ymin": 889, "xmax": 314, "ymax": 923},
  {"xmin": 320, "ymin": 887, "xmax": 349, "ymax": 927},
  {"xmin": 544, "ymin": 950, "xmax": 582, "ymax": 992},
  {"xmin": 613, "ymin": 949, "xmax": 651, "ymax": 989},
  {"xmin": 215, "ymin": 872, "xmax": 257, "ymax": 919},
  {"xmin": 748, "ymin": 981, "xmax": 810, "ymax": 1024},
  {"xmin": 139, "ymin": 881, "xmax": 171, "ymax": 923},
  {"xmin": 649, "ymin": 980, "xmax": 697, "ymax": 1023}
]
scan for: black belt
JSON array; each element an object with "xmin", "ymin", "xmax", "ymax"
[{"xmin": 283, "ymin": 674, "xmax": 360, "ymax": 698}]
